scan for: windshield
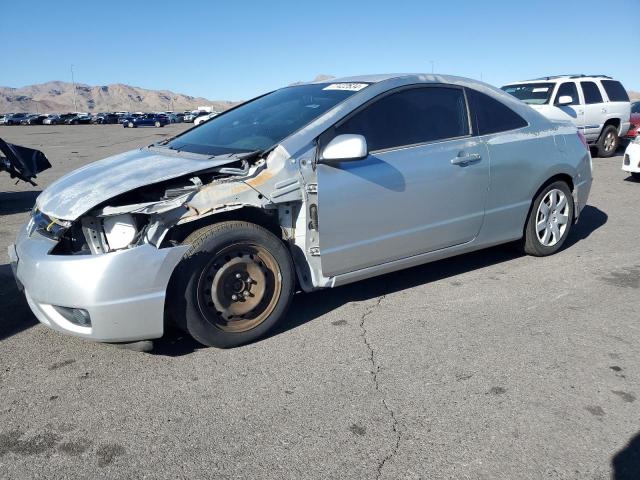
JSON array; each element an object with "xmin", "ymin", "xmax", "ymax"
[
  {"xmin": 501, "ymin": 83, "xmax": 554, "ymax": 105},
  {"xmin": 166, "ymin": 83, "xmax": 367, "ymax": 155}
]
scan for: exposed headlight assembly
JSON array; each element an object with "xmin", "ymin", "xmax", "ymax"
[{"xmin": 30, "ymin": 209, "xmax": 72, "ymax": 241}]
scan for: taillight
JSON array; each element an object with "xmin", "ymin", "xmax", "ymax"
[{"xmin": 577, "ymin": 130, "xmax": 589, "ymax": 150}]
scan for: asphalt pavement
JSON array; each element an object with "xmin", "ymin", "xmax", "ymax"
[{"xmin": 0, "ymin": 125, "xmax": 639, "ymax": 479}]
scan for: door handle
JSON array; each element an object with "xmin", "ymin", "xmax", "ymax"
[{"xmin": 451, "ymin": 153, "xmax": 481, "ymax": 166}]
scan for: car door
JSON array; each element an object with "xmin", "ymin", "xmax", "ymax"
[
  {"xmin": 580, "ymin": 80, "xmax": 606, "ymax": 141},
  {"xmin": 317, "ymin": 85, "xmax": 490, "ymax": 277},
  {"xmin": 552, "ymin": 81, "xmax": 584, "ymax": 129}
]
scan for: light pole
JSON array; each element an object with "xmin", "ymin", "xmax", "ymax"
[
  {"xmin": 430, "ymin": 60, "xmax": 435, "ymax": 74},
  {"xmin": 70, "ymin": 64, "xmax": 78, "ymax": 112}
]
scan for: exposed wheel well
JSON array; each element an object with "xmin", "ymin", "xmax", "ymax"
[
  {"xmin": 602, "ymin": 118, "xmax": 621, "ymax": 132},
  {"xmin": 160, "ymin": 207, "xmax": 283, "ymax": 248}
]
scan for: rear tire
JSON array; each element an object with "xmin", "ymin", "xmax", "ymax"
[
  {"xmin": 596, "ymin": 125, "xmax": 619, "ymax": 158},
  {"xmin": 155, "ymin": 121, "xmax": 161, "ymax": 127},
  {"xmin": 631, "ymin": 172, "xmax": 640, "ymax": 181},
  {"xmin": 523, "ymin": 181, "xmax": 574, "ymax": 256},
  {"xmin": 168, "ymin": 221, "xmax": 295, "ymax": 348}
]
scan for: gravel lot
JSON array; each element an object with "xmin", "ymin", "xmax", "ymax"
[{"xmin": 0, "ymin": 125, "xmax": 639, "ymax": 479}]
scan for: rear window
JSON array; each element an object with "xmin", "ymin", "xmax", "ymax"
[
  {"xmin": 467, "ymin": 89, "xmax": 528, "ymax": 136},
  {"xmin": 580, "ymin": 82, "xmax": 603, "ymax": 104},
  {"xmin": 601, "ymin": 80, "xmax": 630, "ymax": 102}
]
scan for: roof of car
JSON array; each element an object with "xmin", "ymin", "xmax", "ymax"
[
  {"xmin": 313, "ymin": 73, "xmax": 473, "ymax": 84},
  {"xmin": 505, "ymin": 75, "xmax": 616, "ymax": 85}
]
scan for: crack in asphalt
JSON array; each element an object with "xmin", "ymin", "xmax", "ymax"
[{"xmin": 359, "ymin": 294, "xmax": 401, "ymax": 479}]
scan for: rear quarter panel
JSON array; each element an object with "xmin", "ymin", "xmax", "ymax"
[{"xmin": 477, "ymin": 123, "xmax": 582, "ymax": 245}]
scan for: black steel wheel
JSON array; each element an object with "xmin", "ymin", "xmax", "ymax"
[{"xmin": 168, "ymin": 221, "xmax": 295, "ymax": 348}]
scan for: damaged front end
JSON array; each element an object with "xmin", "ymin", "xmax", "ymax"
[{"xmin": 47, "ymin": 149, "xmax": 279, "ymax": 257}]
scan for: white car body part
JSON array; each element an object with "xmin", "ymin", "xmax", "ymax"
[
  {"xmin": 502, "ymin": 75, "xmax": 631, "ymax": 144},
  {"xmin": 194, "ymin": 112, "xmax": 218, "ymax": 126},
  {"xmin": 622, "ymin": 139, "xmax": 640, "ymax": 175}
]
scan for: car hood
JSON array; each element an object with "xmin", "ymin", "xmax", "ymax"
[{"xmin": 36, "ymin": 147, "xmax": 244, "ymax": 220}]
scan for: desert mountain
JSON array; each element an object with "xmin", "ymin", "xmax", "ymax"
[
  {"xmin": 0, "ymin": 81, "xmax": 239, "ymax": 114},
  {"xmin": 2, "ymin": 80, "xmax": 636, "ymax": 114}
]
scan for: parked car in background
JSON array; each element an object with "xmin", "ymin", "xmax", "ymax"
[
  {"xmin": 623, "ymin": 135, "xmax": 640, "ymax": 180},
  {"xmin": 22, "ymin": 114, "xmax": 49, "ymax": 125},
  {"xmin": 92, "ymin": 113, "xmax": 120, "ymax": 124},
  {"xmin": 502, "ymin": 75, "xmax": 631, "ymax": 157},
  {"xmin": 0, "ymin": 113, "xmax": 15, "ymax": 124},
  {"xmin": 175, "ymin": 113, "xmax": 185, "ymax": 123},
  {"xmin": 161, "ymin": 113, "xmax": 179, "ymax": 123},
  {"xmin": 193, "ymin": 112, "xmax": 218, "ymax": 126},
  {"xmin": 44, "ymin": 113, "xmax": 76, "ymax": 125},
  {"xmin": 65, "ymin": 114, "xmax": 92, "ymax": 125},
  {"xmin": 43, "ymin": 115, "xmax": 60, "ymax": 125},
  {"xmin": 4, "ymin": 113, "xmax": 30, "ymax": 125},
  {"xmin": 123, "ymin": 113, "xmax": 169, "ymax": 128},
  {"xmin": 118, "ymin": 113, "xmax": 143, "ymax": 124},
  {"xmin": 184, "ymin": 111, "xmax": 209, "ymax": 123},
  {"xmin": 625, "ymin": 101, "xmax": 640, "ymax": 140},
  {"xmin": 9, "ymin": 74, "xmax": 592, "ymax": 348}
]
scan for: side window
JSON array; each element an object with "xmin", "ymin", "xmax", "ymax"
[
  {"xmin": 466, "ymin": 88, "xmax": 528, "ymax": 135},
  {"xmin": 334, "ymin": 86, "xmax": 469, "ymax": 152},
  {"xmin": 554, "ymin": 82, "xmax": 580, "ymax": 105},
  {"xmin": 581, "ymin": 81, "xmax": 603, "ymax": 104},
  {"xmin": 601, "ymin": 80, "xmax": 630, "ymax": 102}
]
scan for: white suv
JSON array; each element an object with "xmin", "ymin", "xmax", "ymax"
[{"xmin": 502, "ymin": 75, "xmax": 631, "ymax": 157}]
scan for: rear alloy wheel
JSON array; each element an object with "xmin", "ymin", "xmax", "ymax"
[
  {"xmin": 168, "ymin": 221, "xmax": 295, "ymax": 348},
  {"xmin": 128, "ymin": 121, "xmax": 134, "ymax": 128},
  {"xmin": 155, "ymin": 121, "xmax": 161, "ymax": 127},
  {"xmin": 631, "ymin": 172, "xmax": 640, "ymax": 181},
  {"xmin": 596, "ymin": 125, "xmax": 619, "ymax": 158},
  {"xmin": 523, "ymin": 181, "xmax": 574, "ymax": 256}
]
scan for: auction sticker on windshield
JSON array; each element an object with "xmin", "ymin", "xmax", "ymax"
[{"xmin": 322, "ymin": 83, "xmax": 369, "ymax": 91}]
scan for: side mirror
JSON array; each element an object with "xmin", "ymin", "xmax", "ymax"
[
  {"xmin": 557, "ymin": 95, "xmax": 574, "ymax": 106},
  {"xmin": 321, "ymin": 134, "xmax": 368, "ymax": 162}
]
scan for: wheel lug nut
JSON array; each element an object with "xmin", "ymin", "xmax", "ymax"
[
  {"xmin": 235, "ymin": 273, "xmax": 242, "ymax": 279},
  {"xmin": 243, "ymin": 291, "xmax": 250, "ymax": 297}
]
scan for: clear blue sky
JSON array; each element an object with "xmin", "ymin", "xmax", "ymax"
[{"xmin": 2, "ymin": 0, "xmax": 639, "ymax": 101}]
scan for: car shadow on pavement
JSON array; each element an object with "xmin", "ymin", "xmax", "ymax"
[
  {"xmin": 611, "ymin": 431, "xmax": 640, "ymax": 480},
  {"xmin": 0, "ymin": 190, "xmax": 41, "ymax": 215},
  {"xmin": 563, "ymin": 205, "xmax": 608, "ymax": 249},
  {"xmin": 623, "ymin": 175, "xmax": 640, "ymax": 183},
  {"xmin": 0, "ymin": 264, "xmax": 37, "ymax": 342}
]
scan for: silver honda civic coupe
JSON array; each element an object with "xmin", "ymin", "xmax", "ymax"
[{"xmin": 9, "ymin": 74, "xmax": 592, "ymax": 348}]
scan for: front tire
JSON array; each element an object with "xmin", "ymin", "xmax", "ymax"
[
  {"xmin": 168, "ymin": 221, "xmax": 295, "ymax": 348},
  {"xmin": 523, "ymin": 181, "xmax": 574, "ymax": 256},
  {"xmin": 631, "ymin": 172, "xmax": 640, "ymax": 181},
  {"xmin": 596, "ymin": 125, "xmax": 619, "ymax": 158},
  {"xmin": 155, "ymin": 121, "xmax": 161, "ymax": 127}
]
